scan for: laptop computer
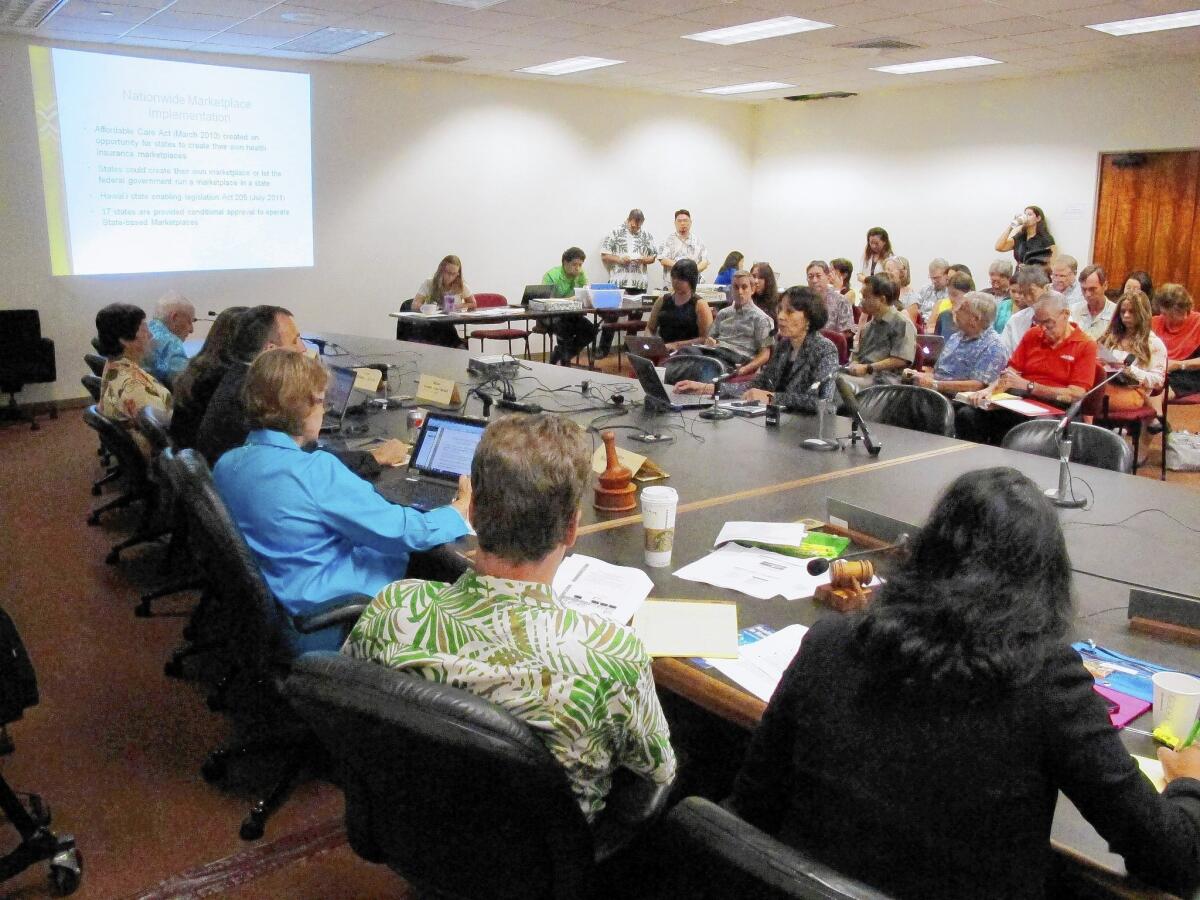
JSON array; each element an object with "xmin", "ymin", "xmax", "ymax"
[
  {"xmin": 628, "ymin": 353, "xmax": 711, "ymax": 412},
  {"xmin": 320, "ymin": 366, "xmax": 359, "ymax": 433},
  {"xmin": 378, "ymin": 412, "xmax": 488, "ymax": 511},
  {"xmin": 520, "ymin": 284, "xmax": 553, "ymax": 305},
  {"xmin": 626, "ymin": 335, "xmax": 666, "ymax": 359}
]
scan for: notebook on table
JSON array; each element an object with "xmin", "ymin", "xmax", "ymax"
[
  {"xmin": 376, "ymin": 412, "xmax": 488, "ymax": 511},
  {"xmin": 628, "ymin": 353, "xmax": 711, "ymax": 411}
]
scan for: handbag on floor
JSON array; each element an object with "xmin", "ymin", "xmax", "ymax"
[{"xmin": 1164, "ymin": 429, "xmax": 1200, "ymax": 471}]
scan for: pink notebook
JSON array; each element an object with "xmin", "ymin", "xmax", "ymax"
[{"xmin": 1095, "ymin": 684, "xmax": 1151, "ymax": 729}]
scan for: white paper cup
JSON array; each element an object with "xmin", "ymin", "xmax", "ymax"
[
  {"xmin": 420, "ymin": 303, "xmax": 438, "ymax": 316},
  {"xmin": 1151, "ymin": 671, "xmax": 1200, "ymax": 740},
  {"xmin": 641, "ymin": 486, "xmax": 678, "ymax": 567}
]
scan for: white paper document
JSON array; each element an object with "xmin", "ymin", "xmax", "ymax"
[
  {"xmin": 674, "ymin": 543, "xmax": 829, "ymax": 601},
  {"xmin": 714, "ymin": 521, "xmax": 807, "ymax": 550},
  {"xmin": 706, "ymin": 624, "xmax": 810, "ymax": 702},
  {"xmin": 552, "ymin": 554, "xmax": 653, "ymax": 624}
]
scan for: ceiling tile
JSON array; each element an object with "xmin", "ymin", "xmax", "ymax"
[
  {"xmin": 168, "ymin": 0, "xmax": 277, "ymax": 15},
  {"xmin": 279, "ymin": 0, "xmax": 380, "ymax": 11},
  {"xmin": 967, "ymin": 14, "xmax": 1061, "ymax": 34},
  {"xmin": 491, "ymin": 0, "xmax": 591, "ymax": 16},
  {"xmin": 227, "ymin": 16, "xmax": 319, "ymax": 36},
  {"xmin": 58, "ymin": 1, "xmax": 157, "ymax": 25},
  {"xmin": 608, "ymin": 0, "xmax": 715, "ymax": 14},
  {"xmin": 441, "ymin": 8, "xmax": 540, "ymax": 31},
  {"xmin": 125, "ymin": 23, "xmax": 223, "ymax": 39},
  {"xmin": 921, "ymin": 3, "xmax": 1030, "ymax": 26},
  {"xmin": 856, "ymin": 14, "xmax": 939, "ymax": 33},
  {"xmin": 141, "ymin": 9, "xmax": 244, "ymax": 30}
]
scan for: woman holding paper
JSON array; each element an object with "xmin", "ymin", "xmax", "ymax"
[{"xmin": 731, "ymin": 467, "xmax": 1200, "ymax": 900}]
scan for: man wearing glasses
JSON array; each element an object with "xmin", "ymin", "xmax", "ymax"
[
  {"xmin": 955, "ymin": 291, "xmax": 1097, "ymax": 444},
  {"xmin": 146, "ymin": 290, "xmax": 196, "ymax": 386}
]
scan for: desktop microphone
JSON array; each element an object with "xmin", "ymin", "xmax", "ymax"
[
  {"xmin": 806, "ymin": 533, "xmax": 910, "ymax": 576},
  {"xmin": 1053, "ymin": 353, "xmax": 1135, "ymax": 438},
  {"xmin": 698, "ymin": 371, "xmax": 737, "ymax": 421},
  {"xmin": 801, "ymin": 371, "xmax": 842, "ymax": 452},
  {"xmin": 836, "ymin": 375, "xmax": 882, "ymax": 456}
]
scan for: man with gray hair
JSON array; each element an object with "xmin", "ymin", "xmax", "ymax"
[
  {"xmin": 598, "ymin": 208, "xmax": 657, "ymax": 357},
  {"xmin": 905, "ymin": 292, "xmax": 1008, "ymax": 397},
  {"xmin": 344, "ymin": 414, "xmax": 677, "ymax": 822},
  {"xmin": 1050, "ymin": 254, "xmax": 1083, "ymax": 305},
  {"xmin": 915, "ymin": 258, "xmax": 950, "ymax": 330},
  {"xmin": 1000, "ymin": 266, "xmax": 1051, "ymax": 354},
  {"xmin": 956, "ymin": 291, "xmax": 1097, "ymax": 444},
  {"xmin": 146, "ymin": 290, "xmax": 195, "ymax": 385},
  {"xmin": 807, "ymin": 259, "xmax": 854, "ymax": 335}
]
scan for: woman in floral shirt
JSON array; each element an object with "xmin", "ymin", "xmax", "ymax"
[{"xmin": 96, "ymin": 303, "xmax": 172, "ymax": 454}]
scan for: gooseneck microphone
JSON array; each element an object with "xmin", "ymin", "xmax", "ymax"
[
  {"xmin": 835, "ymin": 375, "xmax": 881, "ymax": 456},
  {"xmin": 806, "ymin": 533, "xmax": 910, "ymax": 576},
  {"xmin": 699, "ymin": 370, "xmax": 738, "ymax": 421}
]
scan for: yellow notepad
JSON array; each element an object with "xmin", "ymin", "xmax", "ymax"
[{"xmin": 632, "ymin": 599, "xmax": 738, "ymax": 658}]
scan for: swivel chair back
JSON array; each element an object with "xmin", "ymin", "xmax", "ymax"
[
  {"xmin": 81, "ymin": 406, "xmax": 156, "ymax": 545},
  {"xmin": 83, "ymin": 354, "xmax": 107, "ymax": 377},
  {"xmin": 135, "ymin": 405, "xmax": 175, "ymax": 457},
  {"xmin": 285, "ymin": 651, "xmax": 672, "ymax": 900},
  {"xmin": 1001, "ymin": 419, "xmax": 1133, "ymax": 474},
  {"xmin": 80, "ymin": 375, "xmax": 101, "ymax": 403},
  {"xmin": 855, "ymin": 384, "xmax": 956, "ymax": 437}
]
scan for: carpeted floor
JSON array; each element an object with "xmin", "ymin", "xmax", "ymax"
[{"xmin": 0, "ymin": 385, "xmax": 1196, "ymax": 899}]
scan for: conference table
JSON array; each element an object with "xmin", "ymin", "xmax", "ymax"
[{"xmin": 315, "ymin": 329, "xmax": 1198, "ymax": 898}]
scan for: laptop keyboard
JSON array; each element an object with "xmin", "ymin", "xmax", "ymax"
[{"xmin": 407, "ymin": 480, "xmax": 457, "ymax": 511}]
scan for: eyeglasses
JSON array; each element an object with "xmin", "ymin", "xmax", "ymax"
[{"xmin": 1033, "ymin": 316, "xmax": 1056, "ymax": 327}]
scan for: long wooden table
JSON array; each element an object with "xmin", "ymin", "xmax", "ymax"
[{"xmin": 317, "ymin": 329, "xmax": 1198, "ymax": 897}]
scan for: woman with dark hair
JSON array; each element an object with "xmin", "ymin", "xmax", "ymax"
[
  {"xmin": 715, "ymin": 250, "xmax": 744, "ymax": 286},
  {"xmin": 1097, "ymin": 290, "xmax": 1166, "ymax": 410},
  {"xmin": 730, "ymin": 467, "xmax": 1200, "ymax": 900},
  {"xmin": 675, "ymin": 286, "xmax": 838, "ymax": 412},
  {"xmin": 647, "ymin": 259, "xmax": 713, "ymax": 349},
  {"xmin": 830, "ymin": 257, "xmax": 856, "ymax": 307},
  {"xmin": 1125, "ymin": 270, "xmax": 1153, "ymax": 308},
  {"xmin": 749, "ymin": 262, "xmax": 779, "ymax": 323},
  {"xmin": 995, "ymin": 204, "xmax": 1057, "ymax": 267},
  {"xmin": 169, "ymin": 306, "xmax": 247, "ymax": 448},
  {"xmin": 96, "ymin": 303, "xmax": 172, "ymax": 445},
  {"xmin": 859, "ymin": 226, "xmax": 892, "ymax": 281}
]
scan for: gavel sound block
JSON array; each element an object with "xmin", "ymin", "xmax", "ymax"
[
  {"xmin": 814, "ymin": 559, "xmax": 879, "ymax": 612},
  {"xmin": 594, "ymin": 431, "xmax": 637, "ymax": 512}
]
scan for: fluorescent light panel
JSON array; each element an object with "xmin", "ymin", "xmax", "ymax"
[
  {"xmin": 276, "ymin": 27, "xmax": 391, "ymax": 54},
  {"xmin": 683, "ymin": 16, "xmax": 833, "ymax": 46},
  {"xmin": 1087, "ymin": 9, "xmax": 1200, "ymax": 35},
  {"xmin": 702, "ymin": 81, "xmax": 794, "ymax": 95},
  {"xmin": 872, "ymin": 55, "xmax": 1001, "ymax": 74},
  {"xmin": 517, "ymin": 56, "xmax": 624, "ymax": 75}
]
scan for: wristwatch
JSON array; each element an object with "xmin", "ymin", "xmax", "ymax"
[{"xmin": 865, "ymin": 363, "xmax": 875, "ymax": 375}]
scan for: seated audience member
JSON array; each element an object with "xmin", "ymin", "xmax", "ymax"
[
  {"xmin": 912, "ymin": 258, "xmax": 949, "ymax": 330},
  {"xmin": 730, "ymin": 466, "xmax": 1200, "ymax": 900},
  {"xmin": 196, "ymin": 305, "xmax": 407, "ymax": 471},
  {"xmin": 830, "ymin": 257, "xmax": 857, "ymax": 307},
  {"xmin": 957, "ymin": 291, "xmax": 1097, "ymax": 444},
  {"xmin": 343, "ymin": 414, "xmax": 677, "ymax": 821},
  {"xmin": 842, "ymin": 274, "xmax": 916, "ymax": 389},
  {"xmin": 96, "ymin": 303, "xmax": 172, "ymax": 456},
  {"xmin": 1050, "ymin": 254, "xmax": 1083, "ymax": 304},
  {"xmin": 169, "ymin": 306, "xmax": 247, "ymax": 449},
  {"xmin": 904, "ymin": 292, "xmax": 1007, "ymax": 397},
  {"xmin": 883, "ymin": 256, "xmax": 918, "ymax": 325},
  {"xmin": 946, "ymin": 263, "xmax": 973, "ymax": 285},
  {"xmin": 1001, "ymin": 265, "xmax": 1051, "ymax": 354},
  {"xmin": 715, "ymin": 250, "xmax": 744, "ymax": 286},
  {"xmin": 214, "ymin": 351, "xmax": 470, "ymax": 651},
  {"xmin": 808, "ymin": 259, "xmax": 854, "ymax": 335},
  {"xmin": 988, "ymin": 259, "xmax": 1016, "ymax": 332},
  {"xmin": 1069, "ymin": 265, "xmax": 1116, "ymax": 340},
  {"xmin": 675, "ymin": 287, "xmax": 838, "ymax": 413},
  {"xmin": 995, "ymin": 204, "xmax": 1057, "ymax": 267},
  {"xmin": 933, "ymin": 271, "xmax": 973, "ymax": 338},
  {"xmin": 1097, "ymin": 290, "xmax": 1166, "ymax": 410},
  {"xmin": 1152, "ymin": 283, "xmax": 1200, "ymax": 397},
  {"xmin": 647, "ymin": 259, "xmax": 713, "ymax": 350},
  {"xmin": 671, "ymin": 269, "xmax": 773, "ymax": 378},
  {"xmin": 411, "ymin": 254, "xmax": 476, "ymax": 349},
  {"xmin": 145, "ymin": 291, "xmax": 196, "ymax": 387},
  {"xmin": 1126, "ymin": 269, "xmax": 1154, "ymax": 309},
  {"xmin": 750, "ymin": 261, "xmax": 780, "ymax": 323},
  {"xmin": 541, "ymin": 246, "xmax": 598, "ymax": 366}
]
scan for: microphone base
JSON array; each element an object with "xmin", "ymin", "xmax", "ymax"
[
  {"xmin": 801, "ymin": 438, "xmax": 840, "ymax": 452},
  {"xmin": 698, "ymin": 407, "xmax": 735, "ymax": 421},
  {"xmin": 1045, "ymin": 488, "xmax": 1086, "ymax": 509}
]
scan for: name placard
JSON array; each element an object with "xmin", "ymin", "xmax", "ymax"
[{"xmin": 416, "ymin": 374, "xmax": 462, "ymax": 406}]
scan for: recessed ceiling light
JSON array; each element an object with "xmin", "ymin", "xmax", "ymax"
[
  {"xmin": 97, "ymin": 9, "xmax": 115, "ymax": 16},
  {"xmin": 516, "ymin": 57, "xmax": 624, "ymax": 76},
  {"xmin": 701, "ymin": 81, "xmax": 795, "ymax": 95},
  {"xmin": 430, "ymin": 0, "xmax": 507, "ymax": 8},
  {"xmin": 1086, "ymin": 9, "xmax": 1200, "ymax": 35},
  {"xmin": 683, "ymin": 16, "xmax": 833, "ymax": 46},
  {"xmin": 871, "ymin": 55, "xmax": 1001, "ymax": 74},
  {"xmin": 275, "ymin": 27, "xmax": 391, "ymax": 54}
]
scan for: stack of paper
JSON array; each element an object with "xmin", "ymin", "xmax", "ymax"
[
  {"xmin": 704, "ymin": 624, "xmax": 810, "ymax": 702},
  {"xmin": 714, "ymin": 521, "xmax": 807, "ymax": 550},
  {"xmin": 675, "ymin": 543, "xmax": 863, "ymax": 601},
  {"xmin": 633, "ymin": 600, "xmax": 738, "ymax": 658},
  {"xmin": 552, "ymin": 554, "xmax": 653, "ymax": 624}
]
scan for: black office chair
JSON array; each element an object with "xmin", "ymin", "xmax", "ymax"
[
  {"xmin": 80, "ymin": 376, "xmax": 119, "ymax": 491},
  {"xmin": 283, "ymin": 652, "xmax": 673, "ymax": 900},
  {"xmin": 649, "ymin": 797, "xmax": 896, "ymax": 900},
  {"xmin": 80, "ymin": 375, "xmax": 101, "ymax": 404},
  {"xmin": 855, "ymin": 384, "xmax": 955, "ymax": 437},
  {"xmin": 0, "ymin": 310, "xmax": 57, "ymax": 431},
  {"xmin": 164, "ymin": 448, "xmax": 367, "ymax": 841},
  {"xmin": 81, "ymin": 406, "xmax": 164, "ymax": 563},
  {"xmin": 83, "ymin": 354, "xmax": 106, "ymax": 378},
  {"xmin": 1001, "ymin": 419, "xmax": 1134, "ymax": 474}
]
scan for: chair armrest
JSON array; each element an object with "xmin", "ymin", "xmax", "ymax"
[
  {"xmin": 605, "ymin": 773, "xmax": 674, "ymax": 829},
  {"xmin": 293, "ymin": 594, "xmax": 371, "ymax": 633}
]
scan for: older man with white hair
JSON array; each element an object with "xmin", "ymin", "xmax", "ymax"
[
  {"xmin": 913, "ymin": 257, "xmax": 950, "ymax": 330},
  {"xmin": 1050, "ymin": 254, "xmax": 1083, "ymax": 305},
  {"xmin": 904, "ymin": 292, "xmax": 1008, "ymax": 397},
  {"xmin": 146, "ymin": 290, "xmax": 195, "ymax": 386}
]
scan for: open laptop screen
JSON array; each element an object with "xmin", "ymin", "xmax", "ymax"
[
  {"xmin": 410, "ymin": 413, "xmax": 488, "ymax": 480},
  {"xmin": 324, "ymin": 366, "xmax": 357, "ymax": 417}
]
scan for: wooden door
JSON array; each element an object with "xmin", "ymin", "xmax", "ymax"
[{"xmin": 1093, "ymin": 150, "xmax": 1200, "ymax": 300}]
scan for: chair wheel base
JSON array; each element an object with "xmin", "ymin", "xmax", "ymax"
[
  {"xmin": 104, "ymin": 549, "xmax": 120, "ymax": 565},
  {"xmin": 239, "ymin": 810, "xmax": 265, "ymax": 841},
  {"xmin": 201, "ymin": 753, "xmax": 227, "ymax": 783},
  {"xmin": 163, "ymin": 658, "xmax": 184, "ymax": 678},
  {"xmin": 86, "ymin": 513, "xmax": 100, "ymax": 526},
  {"xmin": 49, "ymin": 847, "xmax": 82, "ymax": 897},
  {"xmin": 134, "ymin": 602, "xmax": 151, "ymax": 618},
  {"xmin": 90, "ymin": 485, "xmax": 101, "ymax": 497}
]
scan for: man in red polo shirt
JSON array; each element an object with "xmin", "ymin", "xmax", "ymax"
[{"xmin": 955, "ymin": 291, "xmax": 1097, "ymax": 444}]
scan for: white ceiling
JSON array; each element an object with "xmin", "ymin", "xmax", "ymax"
[{"xmin": 3, "ymin": 0, "xmax": 1200, "ymax": 101}]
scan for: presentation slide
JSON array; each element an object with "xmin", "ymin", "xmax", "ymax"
[{"xmin": 30, "ymin": 47, "xmax": 313, "ymax": 276}]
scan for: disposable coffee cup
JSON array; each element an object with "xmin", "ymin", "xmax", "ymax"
[
  {"xmin": 1151, "ymin": 671, "xmax": 1200, "ymax": 740},
  {"xmin": 641, "ymin": 486, "xmax": 678, "ymax": 568}
]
